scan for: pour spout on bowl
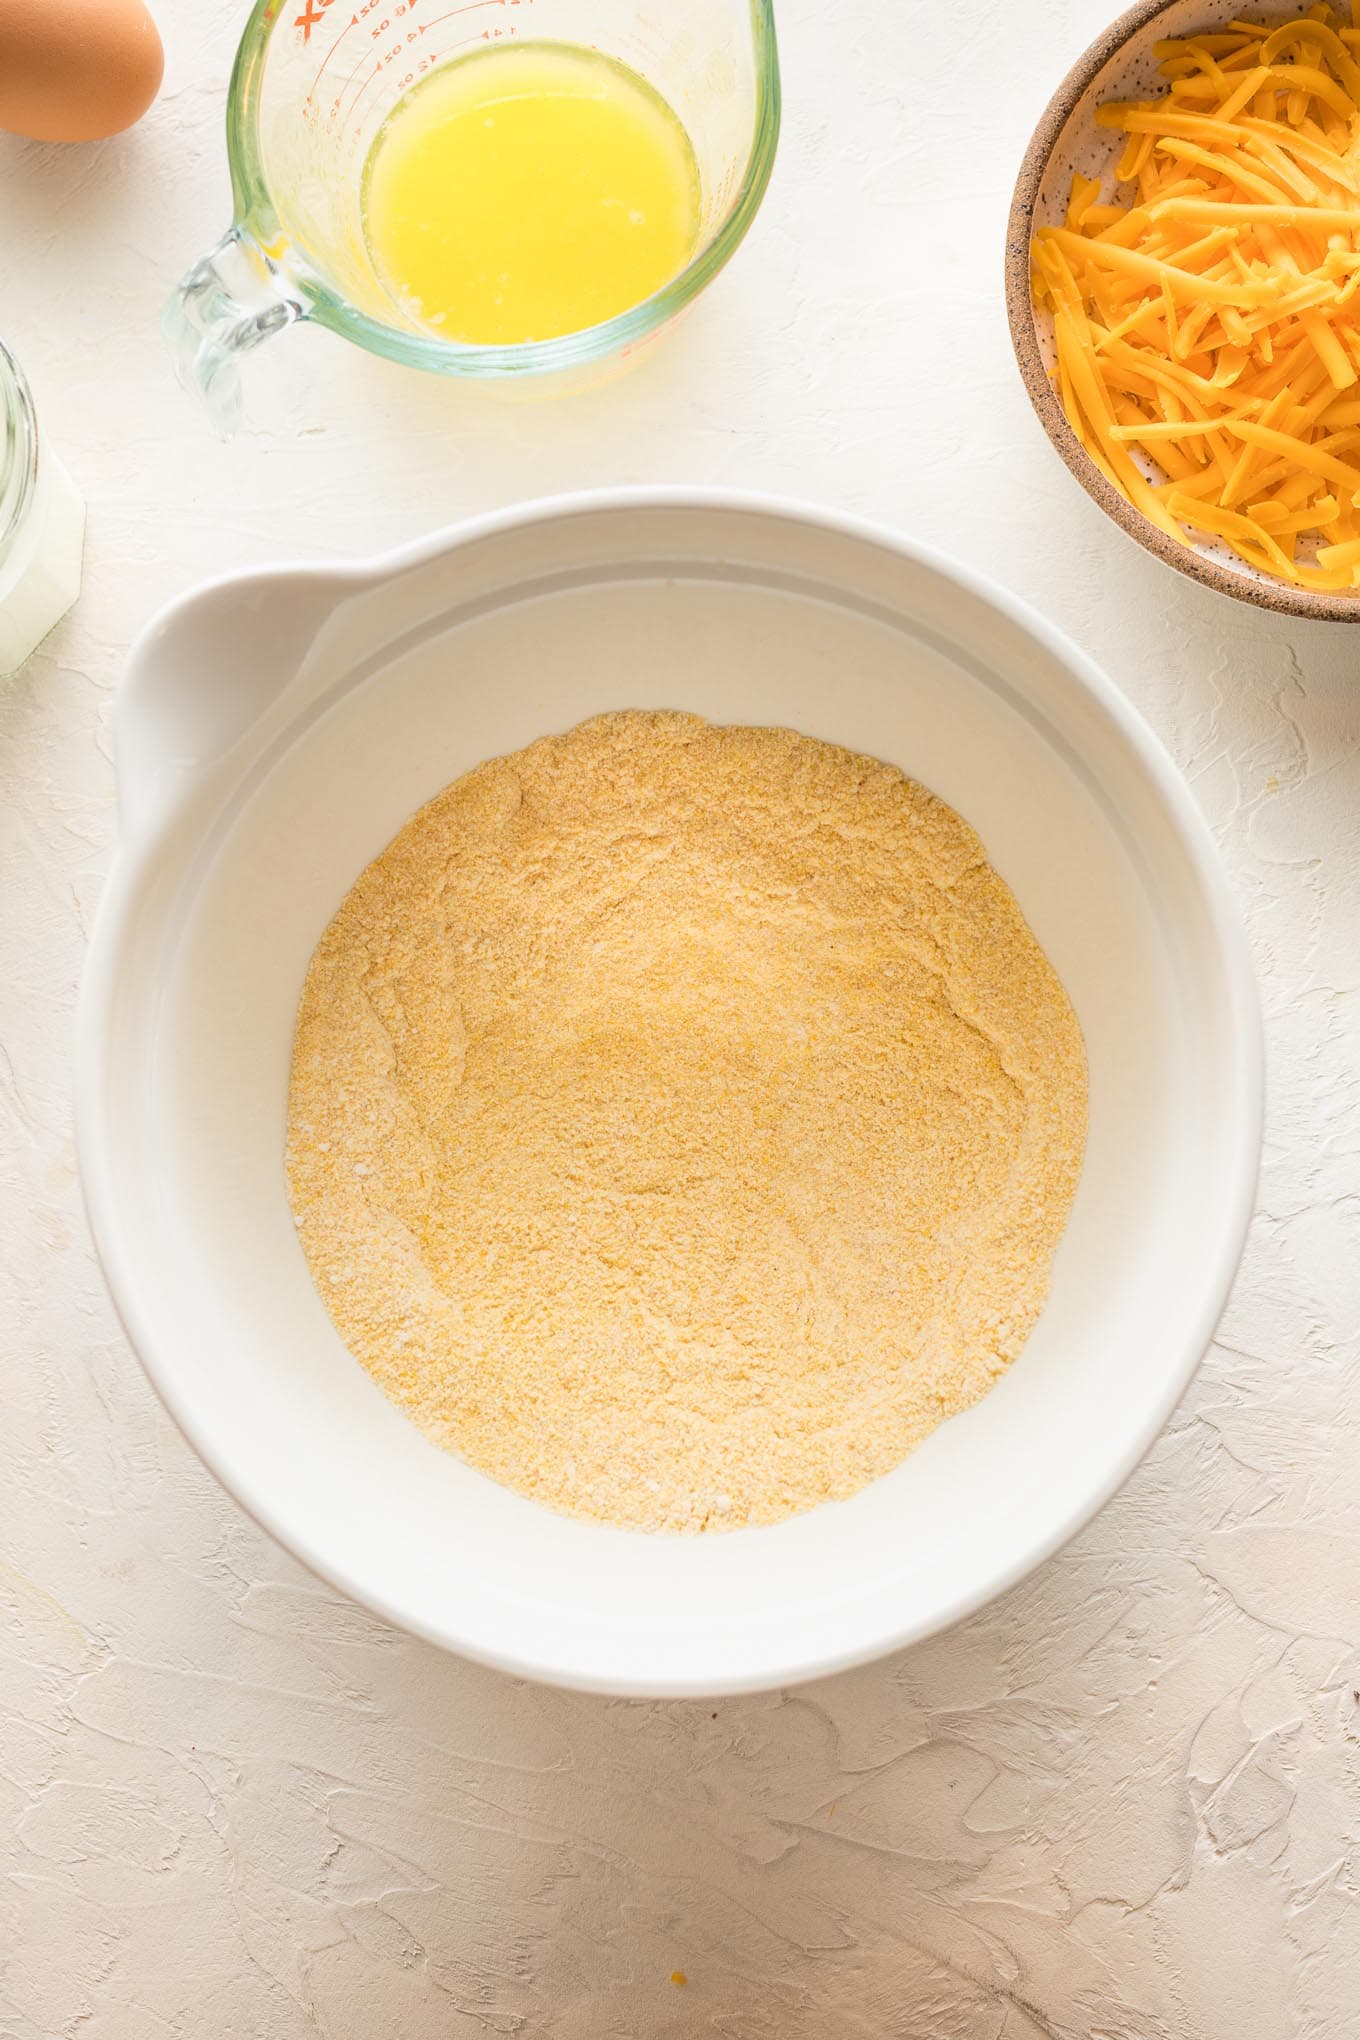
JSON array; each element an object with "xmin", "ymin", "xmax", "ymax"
[
  {"xmin": 115, "ymin": 567, "xmax": 352, "ymax": 845},
  {"xmin": 164, "ymin": 227, "xmax": 308, "ymax": 438}
]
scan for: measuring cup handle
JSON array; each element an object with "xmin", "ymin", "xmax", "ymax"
[{"xmin": 163, "ymin": 228, "xmax": 306, "ymax": 438}]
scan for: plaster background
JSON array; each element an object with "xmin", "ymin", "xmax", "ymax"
[{"xmin": 3, "ymin": 1, "xmax": 1359, "ymax": 2032}]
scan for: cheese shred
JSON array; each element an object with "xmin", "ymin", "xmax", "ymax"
[{"xmin": 1031, "ymin": 2, "xmax": 1360, "ymax": 592}]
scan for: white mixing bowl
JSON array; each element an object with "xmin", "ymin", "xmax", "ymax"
[{"xmin": 78, "ymin": 492, "xmax": 1261, "ymax": 1696}]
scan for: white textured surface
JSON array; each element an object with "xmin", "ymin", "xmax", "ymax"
[{"xmin": 2, "ymin": 0, "xmax": 1358, "ymax": 2031}]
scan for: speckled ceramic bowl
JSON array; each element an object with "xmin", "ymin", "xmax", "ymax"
[{"xmin": 1006, "ymin": 0, "xmax": 1360, "ymax": 622}]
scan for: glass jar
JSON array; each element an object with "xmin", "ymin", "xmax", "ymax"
[{"xmin": 0, "ymin": 339, "xmax": 84, "ymax": 676}]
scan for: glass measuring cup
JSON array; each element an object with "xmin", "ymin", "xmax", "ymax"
[
  {"xmin": 0, "ymin": 339, "xmax": 84, "ymax": 675},
  {"xmin": 166, "ymin": 0, "xmax": 780, "ymax": 434}
]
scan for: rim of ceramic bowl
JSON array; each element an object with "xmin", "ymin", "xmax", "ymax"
[
  {"xmin": 76, "ymin": 489, "xmax": 1265, "ymax": 1695},
  {"xmin": 224, "ymin": 0, "xmax": 781, "ymax": 379},
  {"xmin": 1005, "ymin": 0, "xmax": 1360, "ymax": 624}
]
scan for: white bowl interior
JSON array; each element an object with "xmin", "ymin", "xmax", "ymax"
[{"xmin": 88, "ymin": 501, "xmax": 1254, "ymax": 1693}]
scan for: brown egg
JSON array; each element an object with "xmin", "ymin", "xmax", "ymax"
[{"xmin": 0, "ymin": 0, "xmax": 163, "ymax": 143}]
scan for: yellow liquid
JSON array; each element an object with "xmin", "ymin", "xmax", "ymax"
[{"xmin": 362, "ymin": 41, "xmax": 701, "ymax": 345}]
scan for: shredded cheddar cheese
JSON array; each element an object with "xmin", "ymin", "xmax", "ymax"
[{"xmin": 1031, "ymin": 4, "xmax": 1360, "ymax": 592}]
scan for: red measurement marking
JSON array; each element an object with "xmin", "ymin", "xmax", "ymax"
[
  {"xmin": 418, "ymin": 0, "xmax": 503, "ymax": 35},
  {"xmin": 329, "ymin": 49, "xmax": 372, "ymax": 108},
  {"xmin": 295, "ymin": 0, "xmax": 337, "ymax": 44},
  {"xmin": 321, "ymin": 0, "xmax": 518, "ymax": 124},
  {"xmin": 305, "ymin": 10, "xmax": 363, "ymax": 102},
  {"xmin": 346, "ymin": 60, "xmax": 386, "ymax": 125}
]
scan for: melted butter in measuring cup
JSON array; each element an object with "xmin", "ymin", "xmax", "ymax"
[{"xmin": 361, "ymin": 41, "xmax": 700, "ymax": 345}]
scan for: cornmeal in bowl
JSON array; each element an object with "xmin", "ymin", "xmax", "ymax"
[{"xmin": 286, "ymin": 710, "xmax": 1087, "ymax": 1532}]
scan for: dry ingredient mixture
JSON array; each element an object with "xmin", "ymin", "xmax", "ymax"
[{"xmin": 286, "ymin": 711, "xmax": 1087, "ymax": 1533}]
